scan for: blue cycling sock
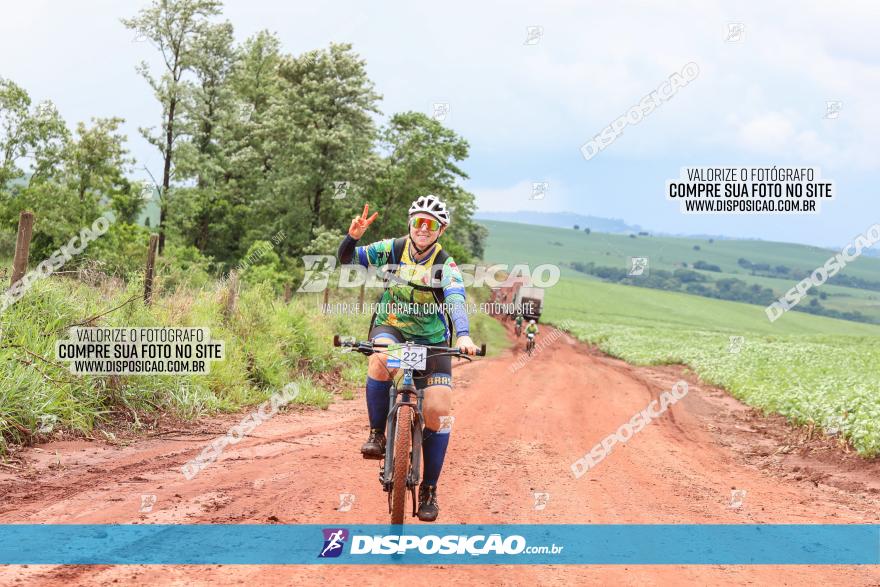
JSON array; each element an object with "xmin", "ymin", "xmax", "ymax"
[
  {"xmin": 422, "ymin": 427, "xmax": 451, "ymax": 486},
  {"xmin": 365, "ymin": 377, "xmax": 391, "ymax": 431}
]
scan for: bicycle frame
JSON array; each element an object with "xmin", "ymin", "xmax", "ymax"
[
  {"xmin": 382, "ymin": 366, "xmax": 424, "ymax": 516},
  {"xmin": 332, "ymin": 335, "xmax": 485, "ymax": 520}
]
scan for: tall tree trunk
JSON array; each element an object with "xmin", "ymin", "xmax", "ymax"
[
  {"xmin": 196, "ymin": 211, "xmax": 210, "ymax": 252},
  {"xmin": 159, "ymin": 97, "xmax": 177, "ymax": 254},
  {"xmin": 312, "ymin": 185, "xmax": 323, "ymax": 233}
]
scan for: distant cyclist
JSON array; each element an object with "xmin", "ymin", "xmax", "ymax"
[
  {"xmin": 514, "ymin": 313, "xmax": 524, "ymax": 337},
  {"xmin": 526, "ymin": 319, "xmax": 539, "ymax": 336},
  {"xmin": 336, "ymin": 195, "xmax": 477, "ymax": 522},
  {"xmin": 525, "ymin": 319, "xmax": 539, "ymax": 352}
]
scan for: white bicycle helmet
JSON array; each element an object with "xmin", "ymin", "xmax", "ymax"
[{"xmin": 408, "ymin": 194, "xmax": 450, "ymax": 226}]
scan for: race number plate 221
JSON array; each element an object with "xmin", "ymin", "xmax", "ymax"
[{"xmin": 387, "ymin": 344, "xmax": 427, "ymax": 370}]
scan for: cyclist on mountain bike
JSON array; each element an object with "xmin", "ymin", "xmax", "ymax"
[
  {"xmin": 336, "ymin": 194, "xmax": 478, "ymax": 522},
  {"xmin": 514, "ymin": 313, "xmax": 524, "ymax": 336},
  {"xmin": 525, "ymin": 319, "xmax": 538, "ymax": 352},
  {"xmin": 526, "ymin": 319, "xmax": 539, "ymax": 337}
]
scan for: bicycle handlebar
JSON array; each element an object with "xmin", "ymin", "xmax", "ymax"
[{"xmin": 333, "ymin": 335, "xmax": 486, "ymax": 357}]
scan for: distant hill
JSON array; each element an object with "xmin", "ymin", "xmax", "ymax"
[
  {"xmin": 481, "ymin": 219, "xmax": 880, "ymax": 324},
  {"xmin": 474, "ymin": 210, "xmax": 641, "ymax": 234}
]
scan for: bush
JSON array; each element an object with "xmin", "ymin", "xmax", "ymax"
[
  {"xmin": 86, "ymin": 222, "xmax": 152, "ymax": 277},
  {"xmin": 157, "ymin": 243, "xmax": 214, "ymax": 292},
  {"xmin": 238, "ymin": 240, "xmax": 287, "ymax": 293},
  {"xmin": 693, "ymin": 260, "xmax": 722, "ymax": 272},
  {"xmin": 673, "ymin": 268, "xmax": 708, "ymax": 283}
]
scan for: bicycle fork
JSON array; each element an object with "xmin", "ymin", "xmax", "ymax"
[{"xmin": 381, "ymin": 369, "xmax": 424, "ymax": 517}]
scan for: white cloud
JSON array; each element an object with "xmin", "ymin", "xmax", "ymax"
[
  {"xmin": 738, "ymin": 113, "xmax": 795, "ymax": 153},
  {"xmin": 472, "ymin": 179, "xmax": 569, "ymax": 212},
  {"xmin": 4, "ymin": 0, "xmax": 880, "ymax": 170},
  {"xmin": 2, "ymin": 0, "xmax": 879, "ymax": 247}
]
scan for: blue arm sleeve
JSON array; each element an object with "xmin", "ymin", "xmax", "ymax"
[
  {"xmin": 441, "ymin": 258, "xmax": 469, "ymax": 337},
  {"xmin": 448, "ymin": 296, "xmax": 469, "ymax": 337}
]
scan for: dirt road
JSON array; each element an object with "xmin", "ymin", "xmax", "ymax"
[{"xmin": 1, "ymin": 325, "xmax": 879, "ymax": 586}]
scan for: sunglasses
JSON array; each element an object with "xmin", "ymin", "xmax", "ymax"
[{"xmin": 409, "ymin": 217, "xmax": 441, "ymax": 231}]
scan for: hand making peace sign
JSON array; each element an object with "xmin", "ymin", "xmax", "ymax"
[{"xmin": 348, "ymin": 204, "xmax": 378, "ymax": 240}]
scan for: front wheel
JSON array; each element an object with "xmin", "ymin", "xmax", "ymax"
[{"xmin": 390, "ymin": 405, "xmax": 413, "ymax": 525}]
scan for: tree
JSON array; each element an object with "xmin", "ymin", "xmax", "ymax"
[
  {"xmin": 573, "ymin": 224, "xmax": 579, "ymax": 230},
  {"xmin": 1, "ymin": 80, "xmax": 142, "ymax": 264},
  {"xmin": 180, "ymin": 30, "xmax": 283, "ymax": 265},
  {"xmin": 373, "ymin": 112, "xmax": 483, "ymax": 260},
  {"xmin": 177, "ymin": 20, "xmax": 235, "ymax": 185},
  {"xmin": 7, "ymin": 117, "xmax": 136, "ymax": 259},
  {"xmin": 268, "ymin": 43, "xmax": 381, "ymax": 248},
  {"xmin": 0, "ymin": 78, "xmax": 32, "ymax": 188},
  {"xmin": 63, "ymin": 118, "xmax": 132, "ymax": 207},
  {"xmin": 0, "ymin": 77, "xmax": 68, "ymax": 190},
  {"xmin": 121, "ymin": 0, "xmax": 224, "ymax": 254},
  {"xmin": 173, "ymin": 19, "xmax": 237, "ymax": 255}
]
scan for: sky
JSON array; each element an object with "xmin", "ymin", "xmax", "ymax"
[{"xmin": 2, "ymin": 0, "xmax": 878, "ymax": 247}]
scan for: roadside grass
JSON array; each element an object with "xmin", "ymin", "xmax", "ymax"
[
  {"xmin": 0, "ymin": 276, "xmax": 369, "ymax": 454},
  {"xmin": 467, "ymin": 310, "xmax": 510, "ymax": 357},
  {"xmin": 286, "ymin": 376, "xmax": 333, "ymax": 410},
  {"xmin": 0, "ymin": 271, "xmax": 501, "ymax": 454}
]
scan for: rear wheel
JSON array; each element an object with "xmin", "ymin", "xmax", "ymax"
[{"xmin": 390, "ymin": 405, "xmax": 413, "ymax": 525}]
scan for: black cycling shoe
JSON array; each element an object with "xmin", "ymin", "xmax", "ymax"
[
  {"xmin": 417, "ymin": 483, "xmax": 439, "ymax": 522},
  {"xmin": 361, "ymin": 428, "xmax": 385, "ymax": 460}
]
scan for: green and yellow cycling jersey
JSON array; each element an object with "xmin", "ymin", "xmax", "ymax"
[{"xmin": 354, "ymin": 237, "xmax": 467, "ymax": 344}]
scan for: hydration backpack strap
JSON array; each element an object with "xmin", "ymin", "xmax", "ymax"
[
  {"xmin": 429, "ymin": 248, "xmax": 452, "ymax": 346},
  {"xmin": 367, "ymin": 238, "xmax": 454, "ymax": 346},
  {"xmin": 367, "ymin": 237, "xmax": 409, "ymax": 338}
]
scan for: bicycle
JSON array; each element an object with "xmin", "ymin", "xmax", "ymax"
[
  {"xmin": 333, "ymin": 335, "xmax": 486, "ymax": 525},
  {"xmin": 515, "ymin": 323, "xmax": 522, "ymax": 337},
  {"xmin": 525, "ymin": 332, "xmax": 535, "ymax": 355}
]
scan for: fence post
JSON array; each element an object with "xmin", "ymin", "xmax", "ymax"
[
  {"xmin": 283, "ymin": 283, "xmax": 292, "ymax": 304},
  {"xmin": 144, "ymin": 234, "xmax": 159, "ymax": 304},
  {"xmin": 11, "ymin": 211, "xmax": 35, "ymax": 286}
]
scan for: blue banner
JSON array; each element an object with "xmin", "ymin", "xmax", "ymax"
[{"xmin": 0, "ymin": 524, "xmax": 877, "ymax": 565}]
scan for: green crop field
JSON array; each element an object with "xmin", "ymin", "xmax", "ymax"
[
  {"xmin": 482, "ymin": 220, "xmax": 880, "ymax": 282},
  {"xmin": 482, "ymin": 221, "xmax": 880, "ymax": 456},
  {"xmin": 482, "ymin": 220, "xmax": 880, "ymax": 323}
]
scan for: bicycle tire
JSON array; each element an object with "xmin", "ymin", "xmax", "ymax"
[{"xmin": 390, "ymin": 404, "xmax": 413, "ymax": 524}]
